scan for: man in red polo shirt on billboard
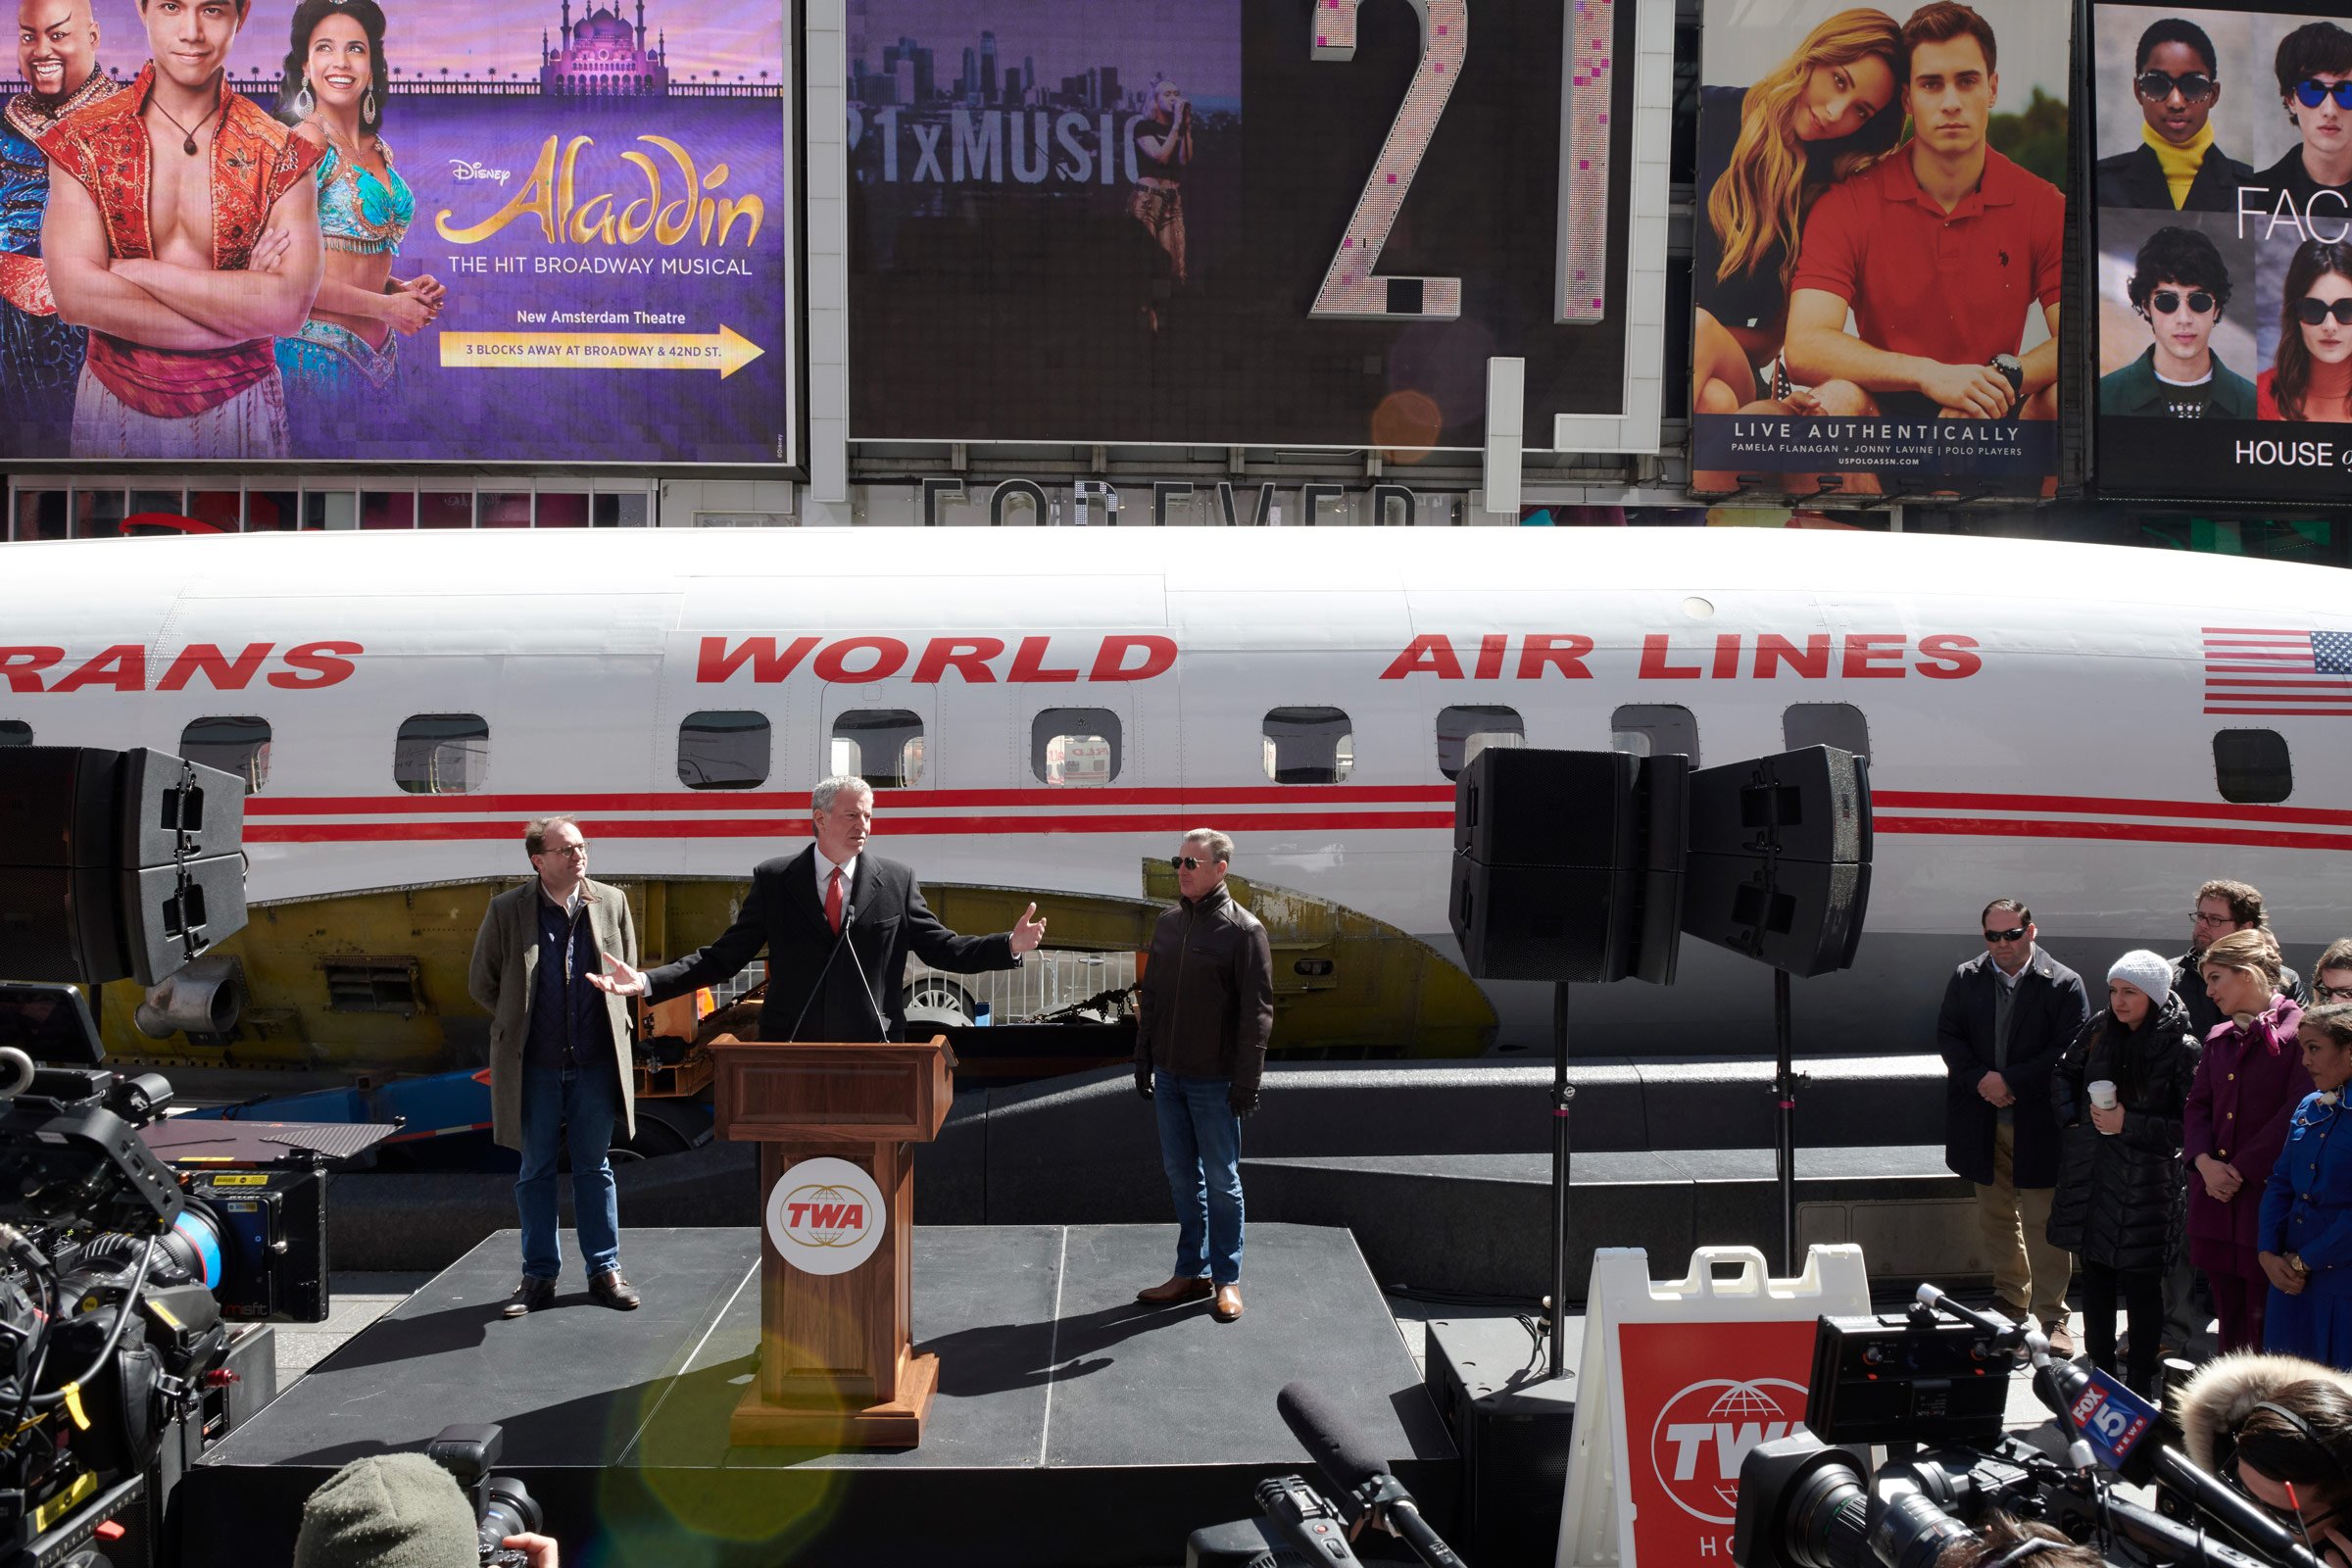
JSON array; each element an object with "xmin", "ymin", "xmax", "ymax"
[{"xmin": 1782, "ymin": 2, "xmax": 2064, "ymax": 429}]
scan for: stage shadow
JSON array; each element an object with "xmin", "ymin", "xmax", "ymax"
[{"xmin": 918, "ymin": 1298, "xmax": 1201, "ymax": 1396}]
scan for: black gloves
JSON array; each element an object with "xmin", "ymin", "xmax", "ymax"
[
  {"xmin": 1135, "ymin": 1064, "xmax": 1154, "ymax": 1102},
  {"xmin": 1228, "ymin": 1083, "xmax": 1259, "ymax": 1117}
]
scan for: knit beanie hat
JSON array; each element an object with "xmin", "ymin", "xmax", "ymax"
[
  {"xmin": 294, "ymin": 1453, "xmax": 477, "ymax": 1568},
  {"xmin": 2108, "ymin": 949, "xmax": 2174, "ymax": 1012}
]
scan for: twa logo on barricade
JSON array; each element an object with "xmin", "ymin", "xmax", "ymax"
[
  {"xmin": 763, "ymin": 1156, "xmax": 886, "ymax": 1276},
  {"xmin": 1647, "ymin": 1376, "xmax": 1811, "ymax": 1525}
]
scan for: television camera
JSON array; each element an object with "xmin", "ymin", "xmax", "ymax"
[{"xmin": 1735, "ymin": 1284, "xmax": 2329, "ymax": 1568}]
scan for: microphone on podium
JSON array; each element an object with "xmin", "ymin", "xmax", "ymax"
[{"xmin": 1275, "ymin": 1382, "xmax": 1465, "ymax": 1568}]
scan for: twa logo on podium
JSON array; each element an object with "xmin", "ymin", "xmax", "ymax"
[{"xmin": 763, "ymin": 1156, "xmax": 887, "ymax": 1276}]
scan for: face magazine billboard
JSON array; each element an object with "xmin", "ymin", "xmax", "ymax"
[
  {"xmin": 2090, "ymin": 0, "xmax": 2352, "ymax": 500},
  {"xmin": 843, "ymin": 0, "xmax": 1656, "ymax": 454},
  {"xmin": 1690, "ymin": 0, "xmax": 2071, "ymax": 499},
  {"xmin": 0, "ymin": 0, "xmax": 794, "ymax": 464}
]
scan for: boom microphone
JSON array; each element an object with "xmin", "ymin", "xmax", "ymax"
[
  {"xmin": 784, "ymin": 902, "xmax": 863, "ymax": 1043},
  {"xmin": 1275, "ymin": 1382, "xmax": 1465, "ymax": 1568}
]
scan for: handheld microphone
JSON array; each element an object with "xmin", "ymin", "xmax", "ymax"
[
  {"xmin": 2032, "ymin": 1357, "xmax": 2178, "ymax": 1486},
  {"xmin": 782, "ymin": 902, "xmax": 860, "ymax": 1043},
  {"xmin": 1275, "ymin": 1382, "xmax": 1465, "ymax": 1568},
  {"xmin": 1915, "ymin": 1286, "xmax": 2095, "ymax": 1472}
]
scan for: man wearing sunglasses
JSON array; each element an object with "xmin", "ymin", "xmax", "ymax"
[
  {"xmin": 1134, "ymin": 830, "xmax": 1273, "ymax": 1324},
  {"xmin": 2095, "ymin": 19, "xmax": 2251, "ymax": 212},
  {"xmin": 2251, "ymin": 22, "xmax": 2352, "ymax": 214},
  {"xmin": 2098, "ymin": 226, "xmax": 2256, "ymax": 418},
  {"xmin": 1936, "ymin": 898, "xmax": 2090, "ymax": 1350}
]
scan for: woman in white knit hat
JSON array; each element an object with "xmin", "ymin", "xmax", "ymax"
[{"xmin": 2047, "ymin": 949, "xmax": 2201, "ymax": 1394}]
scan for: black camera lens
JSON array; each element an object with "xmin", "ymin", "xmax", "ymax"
[
  {"xmin": 478, "ymin": 1475, "xmax": 541, "ymax": 1548},
  {"xmin": 1782, "ymin": 1462, "xmax": 1870, "ymax": 1568},
  {"xmin": 1869, "ymin": 1488, "xmax": 1977, "ymax": 1568}
]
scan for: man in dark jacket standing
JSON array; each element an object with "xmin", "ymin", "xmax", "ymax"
[
  {"xmin": 1135, "ymin": 829, "xmax": 1275, "ymax": 1324},
  {"xmin": 2174, "ymin": 879, "xmax": 2308, "ymax": 1040},
  {"xmin": 1938, "ymin": 898, "xmax": 2090, "ymax": 1348}
]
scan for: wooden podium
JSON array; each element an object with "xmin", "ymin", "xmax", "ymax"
[{"xmin": 710, "ymin": 1033, "xmax": 952, "ymax": 1447}]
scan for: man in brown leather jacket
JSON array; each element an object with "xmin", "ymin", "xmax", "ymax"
[{"xmin": 1134, "ymin": 828, "xmax": 1275, "ymax": 1323}]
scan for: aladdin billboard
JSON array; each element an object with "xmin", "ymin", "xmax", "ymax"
[
  {"xmin": 0, "ymin": 0, "xmax": 795, "ymax": 465},
  {"xmin": 1688, "ymin": 0, "xmax": 2071, "ymax": 499},
  {"xmin": 844, "ymin": 0, "xmax": 1661, "ymax": 454},
  {"xmin": 2089, "ymin": 0, "xmax": 2352, "ymax": 501}
]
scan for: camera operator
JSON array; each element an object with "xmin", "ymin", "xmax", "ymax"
[
  {"xmin": 295, "ymin": 1453, "xmax": 558, "ymax": 1568},
  {"xmin": 2179, "ymin": 1352, "xmax": 2352, "ymax": 1566}
]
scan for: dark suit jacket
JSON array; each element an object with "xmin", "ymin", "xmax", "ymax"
[
  {"xmin": 1936, "ymin": 949, "xmax": 2091, "ymax": 1189},
  {"xmin": 645, "ymin": 848, "xmax": 1018, "ymax": 1042},
  {"xmin": 2093, "ymin": 140, "xmax": 2253, "ymax": 213}
]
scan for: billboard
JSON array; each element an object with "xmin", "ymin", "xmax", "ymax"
[
  {"xmin": 0, "ymin": 0, "xmax": 794, "ymax": 465},
  {"xmin": 2089, "ymin": 1, "xmax": 2352, "ymax": 501},
  {"xmin": 844, "ymin": 0, "xmax": 1645, "ymax": 452},
  {"xmin": 1690, "ymin": 0, "xmax": 2071, "ymax": 498}
]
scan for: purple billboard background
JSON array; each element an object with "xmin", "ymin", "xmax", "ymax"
[{"xmin": 6, "ymin": 0, "xmax": 792, "ymax": 464}]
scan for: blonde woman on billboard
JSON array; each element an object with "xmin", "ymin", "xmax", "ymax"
[
  {"xmin": 2257, "ymin": 238, "xmax": 2352, "ymax": 423},
  {"xmin": 1691, "ymin": 7, "xmax": 1902, "ymax": 417},
  {"xmin": 269, "ymin": 0, "xmax": 445, "ymax": 453},
  {"xmin": 1131, "ymin": 76, "xmax": 1193, "ymax": 333}
]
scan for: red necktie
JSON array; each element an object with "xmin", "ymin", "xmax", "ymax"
[{"xmin": 826, "ymin": 867, "xmax": 844, "ymax": 934}]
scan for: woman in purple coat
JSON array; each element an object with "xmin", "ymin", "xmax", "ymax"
[{"xmin": 2184, "ymin": 928, "xmax": 2310, "ymax": 1352}]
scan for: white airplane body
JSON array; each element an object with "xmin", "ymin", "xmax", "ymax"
[{"xmin": 1, "ymin": 527, "xmax": 2345, "ymax": 1058}]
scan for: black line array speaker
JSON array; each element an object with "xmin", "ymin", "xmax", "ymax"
[
  {"xmin": 1680, "ymin": 745, "xmax": 1873, "ymax": 978},
  {"xmin": 1448, "ymin": 748, "xmax": 1687, "ymax": 984},
  {"xmin": 0, "ymin": 748, "xmax": 247, "ymax": 986}
]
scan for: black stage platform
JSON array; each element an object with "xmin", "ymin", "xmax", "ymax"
[{"xmin": 186, "ymin": 1224, "xmax": 1456, "ymax": 1567}]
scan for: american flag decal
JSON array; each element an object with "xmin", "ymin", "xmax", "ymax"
[{"xmin": 2202, "ymin": 627, "xmax": 2352, "ymax": 716}]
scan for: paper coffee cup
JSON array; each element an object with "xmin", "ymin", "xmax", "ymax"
[{"xmin": 2088, "ymin": 1080, "xmax": 2118, "ymax": 1110}]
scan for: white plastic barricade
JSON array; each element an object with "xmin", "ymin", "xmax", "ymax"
[{"xmin": 1556, "ymin": 1245, "xmax": 1872, "ymax": 1568}]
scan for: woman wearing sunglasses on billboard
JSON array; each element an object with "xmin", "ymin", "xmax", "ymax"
[
  {"xmin": 2253, "ymin": 22, "xmax": 2352, "ymax": 211},
  {"xmin": 2257, "ymin": 238, "xmax": 2352, "ymax": 422},
  {"xmin": 2093, "ymin": 19, "xmax": 2251, "ymax": 213},
  {"xmin": 1690, "ymin": 7, "xmax": 1902, "ymax": 421}
]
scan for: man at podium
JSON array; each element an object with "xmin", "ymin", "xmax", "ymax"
[{"xmin": 597, "ymin": 775, "xmax": 1047, "ymax": 1040}]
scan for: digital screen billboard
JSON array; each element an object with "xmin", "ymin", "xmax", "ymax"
[
  {"xmin": 2089, "ymin": 0, "xmax": 2352, "ymax": 500},
  {"xmin": 0, "ymin": 0, "xmax": 794, "ymax": 465},
  {"xmin": 844, "ymin": 0, "xmax": 1642, "ymax": 452},
  {"xmin": 1689, "ymin": 0, "xmax": 2071, "ymax": 499}
]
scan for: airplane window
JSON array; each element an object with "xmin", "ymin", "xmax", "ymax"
[
  {"xmin": 1436, "ymin": 705, "xmax": 1525, "ymax": 781},
  {"xmin": 1782, "ymin": 703, "xmax": 1871, "ymax": 760},
  {"xmin": 831, "ymin": 710, "xmax": 925, "ymax": 789},
  {"xmin": 178, "ymin": 715, "xmax": 271, "ymax": 794},
  {"xmin": 1263, "ymin": 708, "xmax": 1353, "ymax": 784},
  {"xmin": 1033, "ymin": 709, "xmax": 1120, "ymax": 787},
  {"xmin": 1611, "ymin": 705, "xmax": 1699, "ymax": 767},
  {"xmin": 677, "ymin": 710, "xmax": 769, "ymax": 790},
  {"xmin": 394, "ymin": 713, "xmax": 489, "ymax": 795},
  {"xmin": 0, "ymin": 721, "xmax": 27, "ymax": 746},
  {"xmin": 2213, "ymin": 729, "xmax": 2291, "ymax": 805}
]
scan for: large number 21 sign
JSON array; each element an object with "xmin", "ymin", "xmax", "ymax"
[{"xmin": 1310, "ymin": 0, "xmax": 1617, "ymax": 328}]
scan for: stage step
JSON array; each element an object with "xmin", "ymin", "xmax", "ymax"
[
  {"xmin": 188, "ymin": 1223, "xmax": 1454, "ymax": 1568},
  {"xmin": 1243, "ymin": 1145, "xmax": 1988, "ymax": 1301}
]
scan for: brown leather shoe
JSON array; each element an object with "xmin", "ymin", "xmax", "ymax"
[
  {"xmin": 2041, "ymin": 1319, "xmax": 2075, "ymax": 1357},
  {"xmin": 1212, "ymin": 1284, "xmax": 1244, "ymax": 1322},
  {"xmin": 1136, "ymin": 1275, "xmax": 1213, "ymax": 1304},
  {"xmin": 502, "ymin": 1277, "xmax": 555, "ymax": 1318},
  {"xmin": 591, "ymin": 1270, "xmax": 641, "ymax": 1310}
]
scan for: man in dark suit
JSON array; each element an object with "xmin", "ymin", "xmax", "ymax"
[
  {"xmin": 596, "ymin": 775, "xmax": 1047, "ymax": 1040},
  {"xmin": 1937, "ymin": 897, "xmax": 2090, "ymax": 1350},
  {"xmin": 2093, "ymin": 18, "xmax": 2252, "ymax": 212}
]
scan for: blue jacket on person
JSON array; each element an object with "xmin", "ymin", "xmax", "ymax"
[{"xmin": 2262, "ymin": 1093, "xmax": 2352, "ymax": 1297}]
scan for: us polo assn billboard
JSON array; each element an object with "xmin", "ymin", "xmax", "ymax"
[{"xmin": 0, "ymin": 0, "xmax": 794, "ymax": 464}]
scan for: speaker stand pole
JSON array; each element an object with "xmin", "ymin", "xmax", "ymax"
[
  {"xmin": 1549, "ymin": 978, "xmax": 1573, "ymax": 1381},
  {"xmin": 1773, "ymin": 969, "xmax": 1796, "ymax": 1276}
]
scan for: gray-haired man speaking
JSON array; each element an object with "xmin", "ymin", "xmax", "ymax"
[{"xmin": 598, "ymin": 775, "xmax": 1047, "ymax": 1040}]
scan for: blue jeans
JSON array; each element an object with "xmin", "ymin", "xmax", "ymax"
[
  {"xmin": 515, "ymin": 1062, "xmax": 620, "ymax": 1281},
  {"xmin": 1154, "ymin": 1071, "xmax": 1244, "ymax": 1285}
]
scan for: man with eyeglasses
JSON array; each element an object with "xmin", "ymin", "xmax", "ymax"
[
  {"xmin": 1133, "ymin": 829, "xmax": 1273, "ymax": 1324},
  {"xmin": 468, "ymin": 814, "xmax": 645, "ymax": 1318},
  {"xmin": 2174, "ymin": 879, "xmax": 2309, "ymax": 1042},
  {"xmin": 1936, "ymin": 898, "xmax": 2089, "ymax": 1349},
  {"xmin": 2095, "ymin": 18, "xmax": 2251, "ymax": 212},
  {"xmin": 2318, "ymin": 940, "xmax": 2352, "ymax": 1009},
  {"xmin": 2251, "ymin": 22, "xmax": 2352, "ymax": 215},
  {"xmin": 2098, "ymin": 226, "xmax": 2256, "ymax": 418}
]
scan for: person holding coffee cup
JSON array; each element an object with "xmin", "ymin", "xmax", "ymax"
[{"xmin": 2049, "ymin": 949, "xmax": 2201, "ymax": 1393}]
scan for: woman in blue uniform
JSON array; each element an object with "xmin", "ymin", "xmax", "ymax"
[
  {"xmin": 271, "ymin": 0, "xmax": 443, "ymax": 454},
  {"xmin": 2261, "ymin": 1004, "xmax": 2352, "ymax": 1366}
]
